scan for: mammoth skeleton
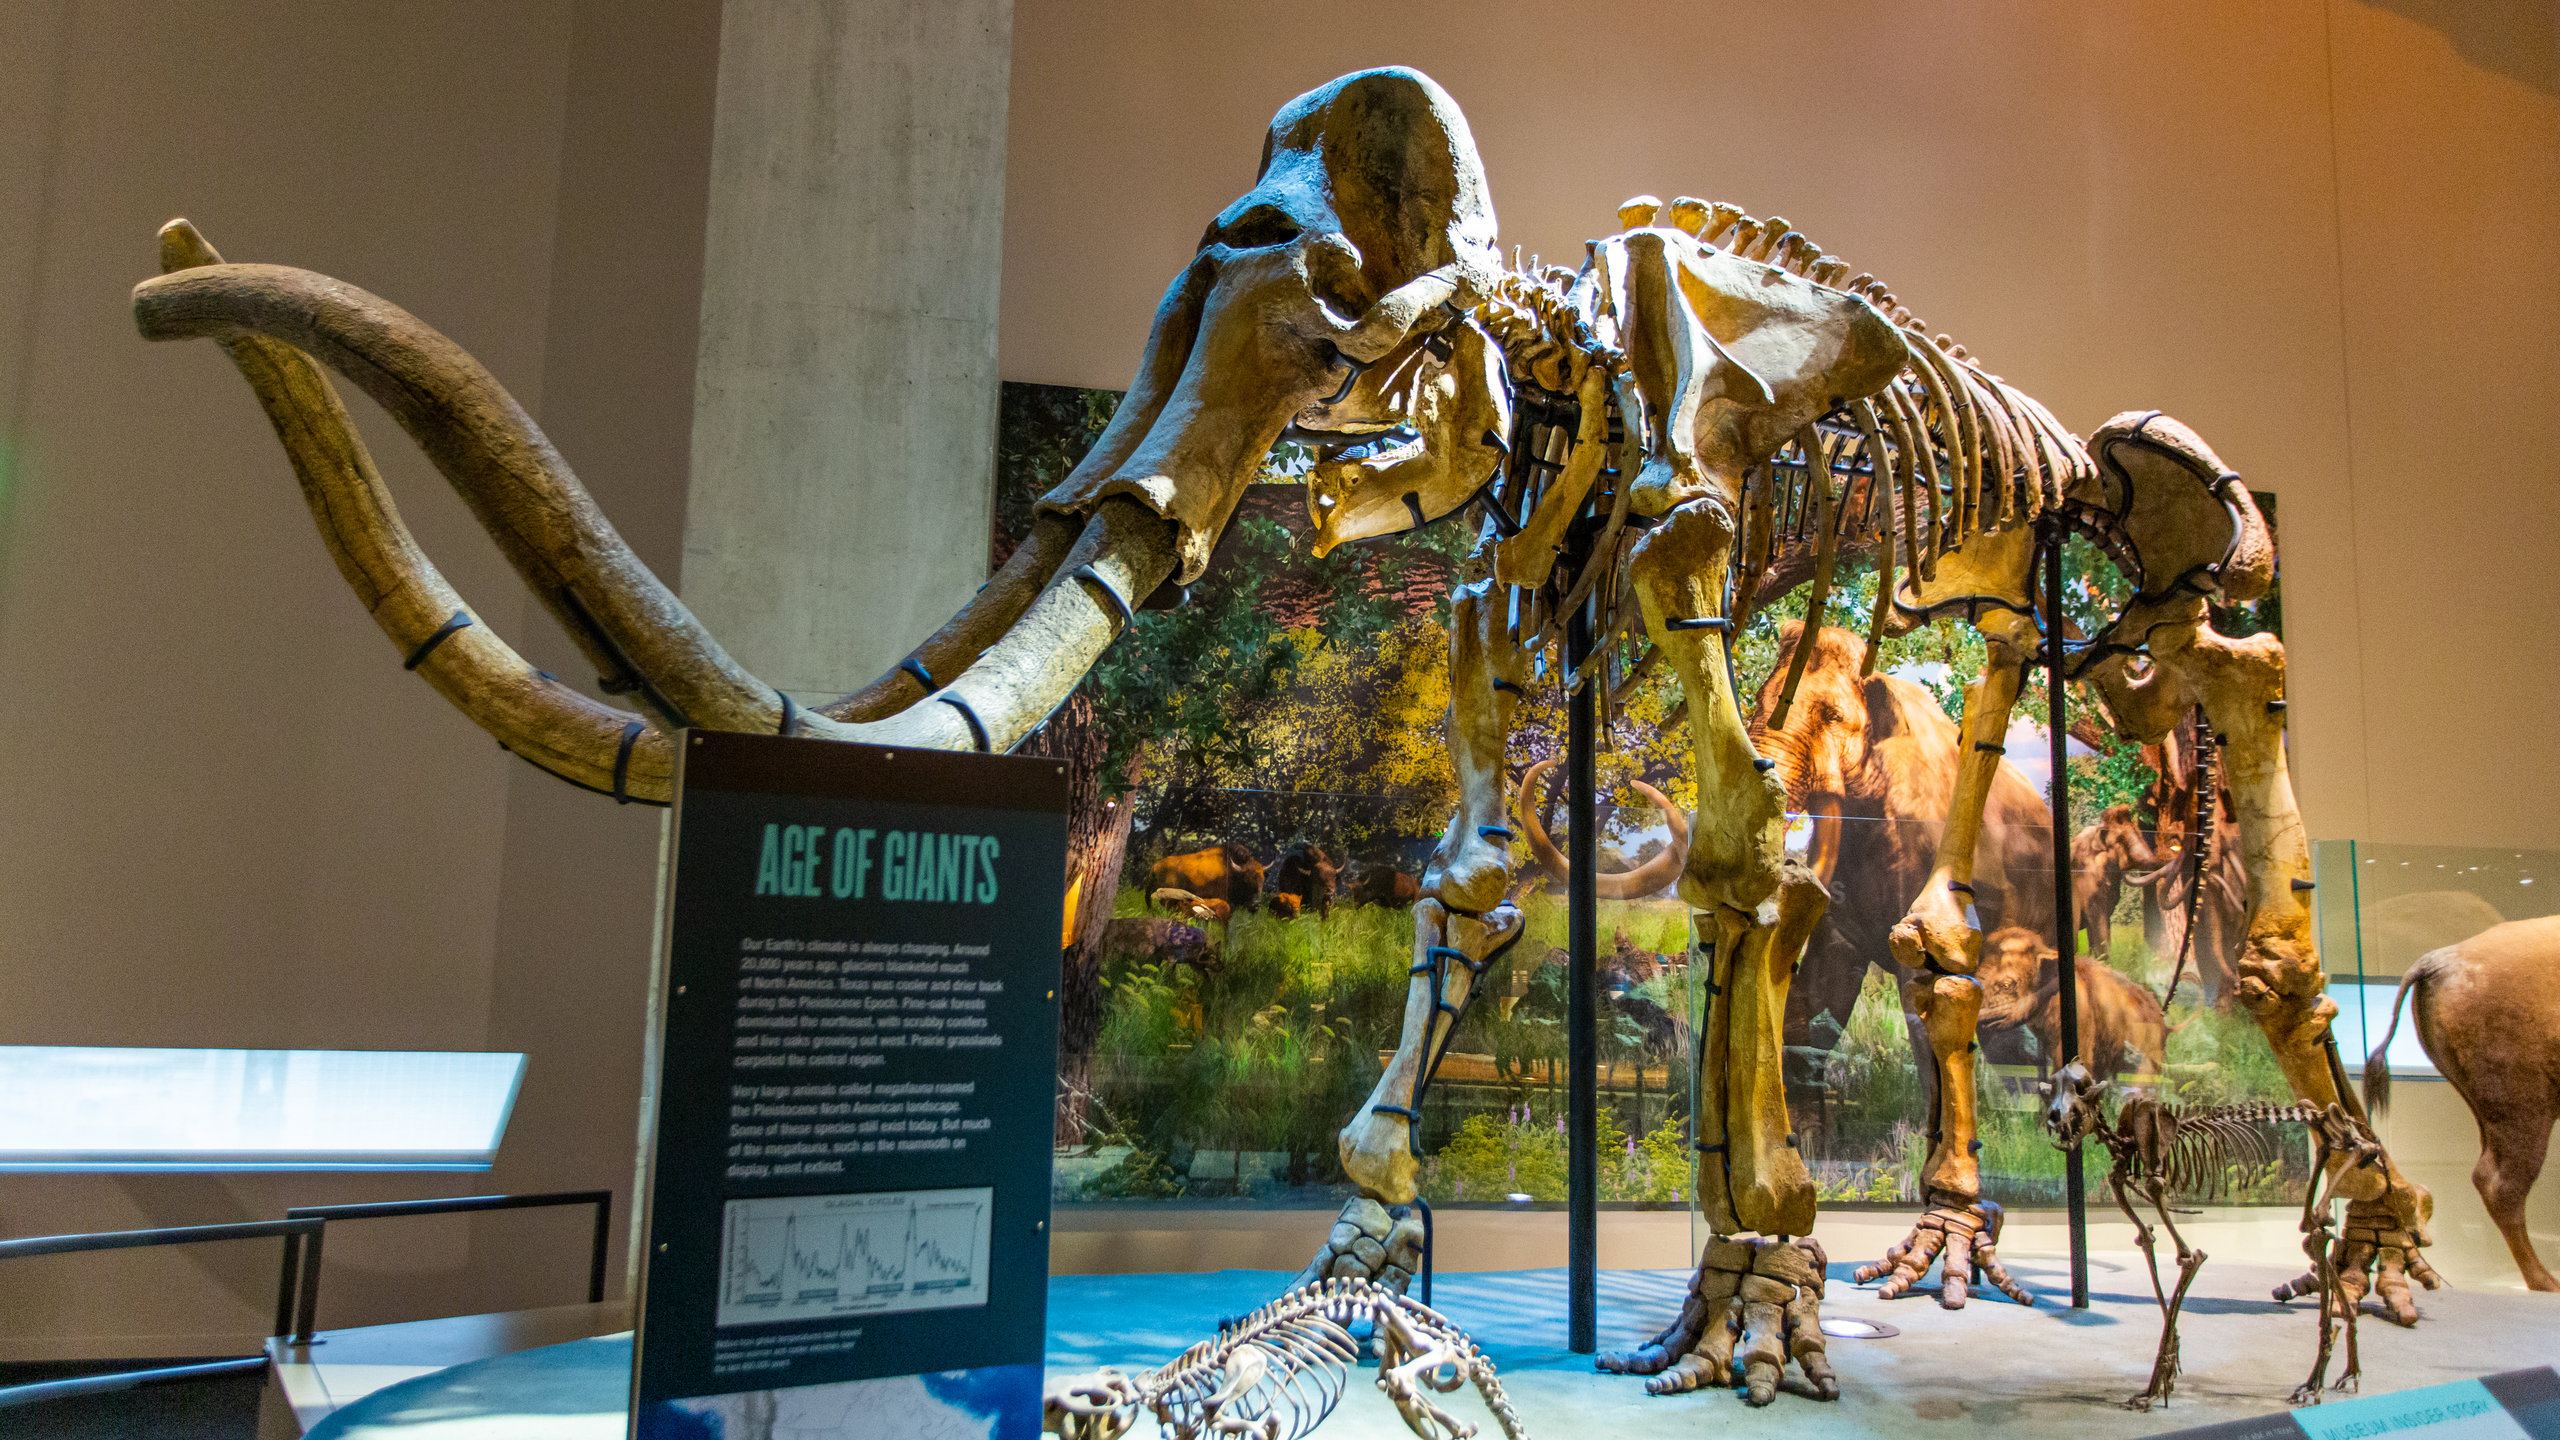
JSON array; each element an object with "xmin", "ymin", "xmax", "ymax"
[{"xmin": 136, "ymin": 67, "xmax": 2434, "ymax": 1411}]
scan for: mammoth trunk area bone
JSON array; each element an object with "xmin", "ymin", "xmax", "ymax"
[{"xmin": 140, "ymin": 64, "xmax": 2438, "ymax": 1404}]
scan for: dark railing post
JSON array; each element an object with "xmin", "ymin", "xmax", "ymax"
[
  {"xmin": 284, "ymin": 1190, "xmax": 615, "ymax": 1343},
  {"xmin": 586, "ymin": 1190, "xmax": 613, "ymax": 1305},
  {"xmin": 1567, "ymin": 587, "xmax": 1598, "ymax": 1355},
  {"xmin": 2044, "ymin": 522, "xmax": 2090, "ymax": 1309}
]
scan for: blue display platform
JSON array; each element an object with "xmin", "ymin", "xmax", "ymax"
[{"xmin": 310, "ymin": 1260, "xmax": 2560, "ymax": 1439}]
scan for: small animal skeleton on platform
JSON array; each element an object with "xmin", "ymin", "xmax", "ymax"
[
  {"xmin": 2039, "ymin": 1062, "xmax": 2389, "ymax": 1410},
  {"xmin": 1042, "ymin": 1276, "xmax": 1528, "ymax": 1440}
]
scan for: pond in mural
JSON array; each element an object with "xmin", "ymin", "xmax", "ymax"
[{"xmin": 996, "ymin": 381, "xmax": 2310, "ymax": 1214}]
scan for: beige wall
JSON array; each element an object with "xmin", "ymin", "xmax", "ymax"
[
  {"xmin": 1001, "ymin": 0, "xmax": 2560, "ymax": 851},
  {"xmin": 0, "ymin": 0, "xmax": 720, "ymax": 1351}
]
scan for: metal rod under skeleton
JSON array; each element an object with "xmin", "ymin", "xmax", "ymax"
[{"xmin": 131, "ymin": 66, "xmax": 2433, "ymax": 1413}]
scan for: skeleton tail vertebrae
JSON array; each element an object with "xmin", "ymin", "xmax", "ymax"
[
  {"xmin": 1043, "ymin": 1277, "xmax": 1528, "ymax": 1440},
  {"xmin": 132, "ymin": 222, "xmax": 1171, "ymax": 799}
]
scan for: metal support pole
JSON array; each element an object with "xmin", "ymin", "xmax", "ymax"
[
  {"xmin": 2044, "ymin": 525, "xmax": 2090, "ymax": 1309},
  {"xmin": 1567, "ymin": 589, "xmax": 1599, "ymax": 1354}
]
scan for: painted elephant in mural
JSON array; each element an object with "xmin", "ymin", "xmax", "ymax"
[
  {"xmin": 2071, "ymin": 803, "xmax": 2158, "ymax": 961},
  {"xmin": 2365, "ymin": 914, "xmax": 2560, "ymax": 1292},
  {"xmin": 1975, "ymin": 926, "xmax": 2170, "ymax": 1079},
  {"xmin": 1745, "ymin": 623, "xmax": 2054, "ymax": 1099}
]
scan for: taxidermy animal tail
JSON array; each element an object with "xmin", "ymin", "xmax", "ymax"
[{"xmin": 2362, "ymin": 954, "xmax": 2439, "ymax": 1120}]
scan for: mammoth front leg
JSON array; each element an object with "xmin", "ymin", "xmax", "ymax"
[
  {"xmin": 1303, "ymin": 575, "xmax": 1525, "ymax": 1291},
  {"xmin": 2154, "ymin": 623, "xmax": 2438, "ymax": 1323},
  {"xmin": 1862, "ymin": 610, "xmax": 2043, "ymax": 1308},
  {"xmin": 1599, "ymin": 500, "xmax": 1837, "ymax": 1404}
]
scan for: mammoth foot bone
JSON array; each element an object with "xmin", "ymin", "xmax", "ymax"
[
  {"xmin": 1851, "ymin": 1202, "xmax": 2036, "ymax": 1308},
  {"xmin": 1292, "ymin": 1196, "xmax": 1429, "ymax": 1293},
  {"xmin": 1597, "ymin": 1236, "xmax": 1837, "ymax": 1405},
  {"xmin": 2273, "ymin": 1197, "xmax": 2440, "ymax": 1328}
]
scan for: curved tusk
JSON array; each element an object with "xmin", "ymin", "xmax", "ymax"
[
  {"xmin": 134, "ymin": 254, "xmax": 779, "ymax": 733},
  {"xmin": 822, "ymin": 510, "xmax": 1082, "ymax": 722},
  {"xmin": 152, "ymin": 223, "xmax": 676, "ymax": 800},
  {"xmin": 1514, "ymin": 757, "xmax": 1691, "ymax": 900},
  {"xmin": 139, "ymin": 222, "xmax": 1179, "ymax": 791}
]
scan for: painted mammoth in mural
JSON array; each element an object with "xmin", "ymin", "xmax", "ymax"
[
  {"xmin": 137, "ymin": 63, "xmax": 2437, "ymax": 1405},
  {"xmin": 1744, "ymin": 624, "xmax": 2052, "ymax": 1085},
  {"xmin": 2072, "ymin": 803, "xmax": 2159, "ymax": 961}
]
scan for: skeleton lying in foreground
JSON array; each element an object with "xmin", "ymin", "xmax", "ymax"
[
  {"xmin": 2039, "ymin": 1063, "xmax": 2390, "ymax": 1409},
  {"xmin": 1043, "ymin": 1278, "xmax": 1526, "ymax": 1440},
  {"xmin": 131, "ymin": 63, "xmax": 2432, "ymax": 1410}
]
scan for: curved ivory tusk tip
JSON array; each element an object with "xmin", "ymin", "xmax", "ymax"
[{"xmin": 158, "ymin": 219, "xmax": 223, "ymax": 273}]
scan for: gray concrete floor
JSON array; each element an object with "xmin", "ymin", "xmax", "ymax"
[{"xmin": 1047, "ymin": 1259, "xmax": 2560, "ymax": 1438}]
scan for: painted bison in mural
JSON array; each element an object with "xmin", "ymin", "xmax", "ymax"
[{"xmin": 1148, "ymin": 843, "xmax": 1266, "ymax": 912}]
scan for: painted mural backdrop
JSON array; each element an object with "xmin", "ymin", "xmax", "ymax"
[{"xmin": 997, "ymin": 382, "xmax": 2301, "ymax": 1212}]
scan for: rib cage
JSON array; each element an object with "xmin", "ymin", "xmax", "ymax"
[
  {"xmin": 1469, "ymin": 199, "xmax": 2105, "ymax": 691},
  {"xmin": 1042, "ymin": 1277, "xmax": 1528, "ymax": 1440},
  {"xmin": 2136, "ymin": 1100, "xmax": 2320, "ymax": 1201}
]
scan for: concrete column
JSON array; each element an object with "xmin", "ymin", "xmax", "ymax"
[{"xmin": 682, "ymin": 0, "xmax": 1012, "ymax": 696}]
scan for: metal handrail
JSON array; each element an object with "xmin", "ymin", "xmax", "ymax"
[
  {"xmin": 0, "ymin": 1357, "xmax": 268, "ymax": 1412},
  {"xmin": 276, "ymin": 1190, "xmax": 612, "ymax": 1345},
  {"xmin": 0, "ymin": 1218, "xmax": 323, "ymax": 1410}
]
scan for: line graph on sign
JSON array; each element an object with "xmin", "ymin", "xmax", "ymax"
[{"xmin": 716, "ymin": 1187, "xmax": 992, "ymax": 1328}]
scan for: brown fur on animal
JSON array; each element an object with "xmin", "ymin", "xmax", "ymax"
[
  {"xmin": 2363, "ymin": 914, "xmax": 2560, "ymax": 1291},
  {"xmin": 1268, "ymin": 841, "xmax": 1343, "ymax": 918},
  {"xmin": 1748, "ymin": 625, "xmax": 2057, "ymax": 1081},
  {"xmin": 1148, "ymin": 843, "xmax": 1265, "ymax": 911},
  {"xmin": 1265, "ymin": 892, "xmax": 1303, "ymax": 921},
  {"xmin": 1977, "ymin": 926, "xmax": 2170, "ymax": 1078}
]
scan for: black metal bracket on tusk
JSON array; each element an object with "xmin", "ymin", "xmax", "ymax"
[
  {"xmin": 1753, "ymin": 757, "xmax": 1777, "ymax": 772},
  {"xmin": 1491, "ymin": 677, "xmax": 1527, "ymax": 697},
  {"xmin": 777, "ymin": 694, "xmax": 798, "ymax": 737},
  {"xmin": 899, "ymin": 656, "xmax": 936, "ymax": 691},
  {"xmin": 1973, "ymin": 741, "xmax": 2006, "ymax": 754},
  {"xmin": 1947, "ymin": 881, "xmax": 1976, "ymax": 895},
  {"xmin": 1696, "ymin": 1141, "xmax": 1728, "ymax": 1155},
  {"xmin": 2291, "ymin": 878, "xmax": 2317, "ymax": 892},
  {"xmin": 1666, "ymin": 616, "xmax": 1730, "ymax": 631},
  {"xmin": 403, "ymin": 610, "xmax": 474, "ymax": 671},
  {"xmin": 936, "ymin": 693, "xmax": 992, "ymax": 753},
  {"xmin": 1072, "ymin": 564, "xmax": 1135, "ymax": 623},
  {"xmin": 1477, "ymin": 825, "xmax": 1514, "ymax": 843},
  {"xmin": 1370, "ymin": 1105, "xmax": 1420, "ymax": 1123},
  {"xmin": 1401, "ymin": 491, "xmax": 1430, "ymax": 529},
  {"xmin": 611, "ymin": 720, "xmax": 644, "ymax": 805},
  {"xmin": 2267, "ymin": 699, "xmax": 2287, "ymax": 712}
]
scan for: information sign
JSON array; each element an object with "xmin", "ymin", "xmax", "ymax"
[{"xmin": 631, "ymin": 730, "xmax": 1067, "ymax": 1438}]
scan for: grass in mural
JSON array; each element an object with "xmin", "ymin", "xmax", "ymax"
[{"xmin": 1073, "ymin": 880, "xmax": 2308, "ymax": 1206}]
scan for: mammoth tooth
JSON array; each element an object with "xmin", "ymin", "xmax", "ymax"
[
  {"xmin": 1701, "ymin": 201, "xmax": 1745, "ymax": 246},
  {"xmin": 1618, "ymin": 194, "xmax": 1664, "ymax": 230},
  {"xmin": 1811, "ymin": 257, "xmax": 1850, "ymax": 286},
  {"xmin": 1667, "ymin": 195, "xmax": 1711, "ymax": 235}
]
